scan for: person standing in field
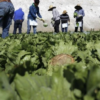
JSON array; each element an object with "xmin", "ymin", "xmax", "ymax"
[
  {"xmin": 60, "ymin": 10, "xmax": 70, "ymax": 33},
  {"xmin": 27, "ymin": 0, "xmax": 44, "ymax": 34},
  {"xmin": 13, "ymin": 8, "xmax": 24, "ymax": 34},
  {"xmin": 74, "ymin": 4, "xmax": 85, "ymax": 32},
  {"xmin": 0, "ymin": 0, "xmax": 14, "ymax": 38},
  {"xmin": 48, "ymin": 5, "xmax": 60, "ymax": 33}
]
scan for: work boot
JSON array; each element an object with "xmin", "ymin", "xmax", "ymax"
[
  {"xmin": 75, "ymin": 27, "xmax": 78, "ymax": 32},
  {"xmin": 80, "ymin": 27, "xmax": 83, "ymax": 32}
]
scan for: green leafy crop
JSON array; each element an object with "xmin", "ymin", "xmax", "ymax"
[{"xmin": 0, "ymin": 32, "xmax": 100, "ymax": 100}]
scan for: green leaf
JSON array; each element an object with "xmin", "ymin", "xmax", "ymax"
[
  {"xmin": 96, "ymin": 91, "xmax": 100, "ymax": 100},
  {"xmin": 84, "ymin": 95, "xmax": 94, "ymax": 100},
  {"xmin": 14, "ymin": 70, "xmax": 75, "ymax": 100},
  {"xmin": 73, "ymin": 89, "xmax": 82, "ymax": 98},
  {"xmin": 0, "ymin": 72, "xmax": 20, "ymax": 100},
  {"xmin": 87, "ymin": 65, "xmax": 100, "ymax": 94}
]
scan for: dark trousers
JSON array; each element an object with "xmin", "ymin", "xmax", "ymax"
[
  {"xmin": 54, "ymin": 20, "xmax": 60, "ymax": 33},
  {"xmin": 13, "ymin": 20, "xmax": 22, "ymax": 34},
  {"xmin": 75, "ymin": 20, "xmax": 83, "ymax": 32}
]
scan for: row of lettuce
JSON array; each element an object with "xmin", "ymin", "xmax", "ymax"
[{"xmin": 0, "ymin": 32, "xmax": 100, "ymax": 100}]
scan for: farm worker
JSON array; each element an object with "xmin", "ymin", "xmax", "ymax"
[
  {"xmin": 27, "ymin": 0, "xmax": 45, "ymax": 34},
  {"xmin": 0, "ymin": 0, "xmax": 14, "ymax": 38},
  {"xmin": 48, "ymin": 5, "xmax": 60, "ymax": 33},
  {"xmin": 13, "ymin": 8, "xmax": 24, "ymax": 34},
  {"xmin": 74, "ymin": 4, "xmax": 85, "ymax": 32},
  {"xmin": 60, "ymin": 10, "xmax": 70, "ymax": 33}
]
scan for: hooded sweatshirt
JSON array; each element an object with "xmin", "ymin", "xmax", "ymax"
[{"xmin": 13, "ymin": 8, "xmax": 24, "ymax": 21}]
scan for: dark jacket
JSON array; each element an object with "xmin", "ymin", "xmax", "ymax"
[
  {"xmin": 13, "ymin": 8, "xmax": 24, "ymax": 21},
  {"xmin": 60, "ymin": 14, "xmax": 70, "ymax": 23},
  {"xmin": 28, "ymin": 3, "xmax": 42, "ymax": 20}
]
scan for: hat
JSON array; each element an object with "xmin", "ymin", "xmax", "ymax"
[
  {"xmin": 48, "ymin": 5, "xmax": 56, "ymax": 11},
  {"xmin": 75, "ymin": 4, "xmax": 82, "ymax": 9},
  {"xmin": 63, "ymin": 10, "xmax": 67, "ymax": 14}
]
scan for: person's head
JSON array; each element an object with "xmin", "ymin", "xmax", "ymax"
[
  {"xmin": 62, "ymin": 10, "xmax": 67, "ymax": 14},
  {"xmin": 75, "ymin": 4, "xmax": 82, "ymax": 10},
  {"xmin": 34, "ymin": 0, "xmax": 40, "ymax": 6},
  {"xmin": 48, "ymin": 5, "xmax": 56, "ymax": 11}
]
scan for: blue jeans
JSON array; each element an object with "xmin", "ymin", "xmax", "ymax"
[
  {"xmin": 61, "ymin": 23, "xmax": 68, "ymax": 33},
  {"xmin": 27, "ymin": 19, "xmax": 37, "ymax": 34},
  {"xmin": 0, "ymin": 2, "xmax": 14, "ymax": 38},
  {"xmin": 62, "ymin": 27, "xmax": 68, "ymax": 32},
  {"xmin": 2, "ymin": 16, "xmax": 12, "ymax": 38}
]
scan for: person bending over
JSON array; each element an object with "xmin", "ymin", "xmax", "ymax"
[
  {"xmin": 0, "ymin": 0, "xmax": 14, "ymax": 38},
  {"xmin": 27, "ymin": 0, "xmax": 44, "ymax": 34},
  {"xmin": 48, "ymin": 5, "xmax": 60, "ymax": 33},
  {"xmin": 13, "ymin": 8, "xmax": 24, "ymax": 34}
]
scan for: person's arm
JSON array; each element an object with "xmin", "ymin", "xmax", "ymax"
[
  {"xmin": 52, "ymin": 9, "xmax": 57, "ymax": 21},
  {"xmin": 77, "ymin": 9, "xmax": 85, "ymax": 18},
  {"xmin": 22, "ymin": 12, "xmax": 24, "ymax": 21},
  {"xmin": 68, "ymin": 15, "xmax": 70, "ymax": 22},
  {"xmin": 37, "ymin": 7, "xmax": 45, "ymax": 22},
  {"xmin": 68, "ymin": 15, "xmax": 70, "ymax": 25},
  {"xmin": 74, "ymin": 11, "xmax": 77, "ymax": 18},
  {"xmin": 37, "ymin": 7, "xmax": 42, "ymax": 18},
  {"xmin": 82, "ymin": 9, "xmax": 85, "ymax": 17}
]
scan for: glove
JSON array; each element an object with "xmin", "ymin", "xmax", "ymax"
[
  {"xmin": 68, "ymin": 22, "xmax": 70, "ymax": 26},
  {"xmin": 40, "ymin": 18, "xmax": 45, "ymax": 22},
  {"xmin": 37, "ymin": 17, "xmax": 45, "ymax": 22},
  {"xmin": 51, "ymin": 19, "xmax": 55, "ymax": 27}
]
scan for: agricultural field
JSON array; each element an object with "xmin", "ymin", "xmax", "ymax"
[{"xmin": 0, "ymin": 32, "xmax": 100, "ymax": 100}]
